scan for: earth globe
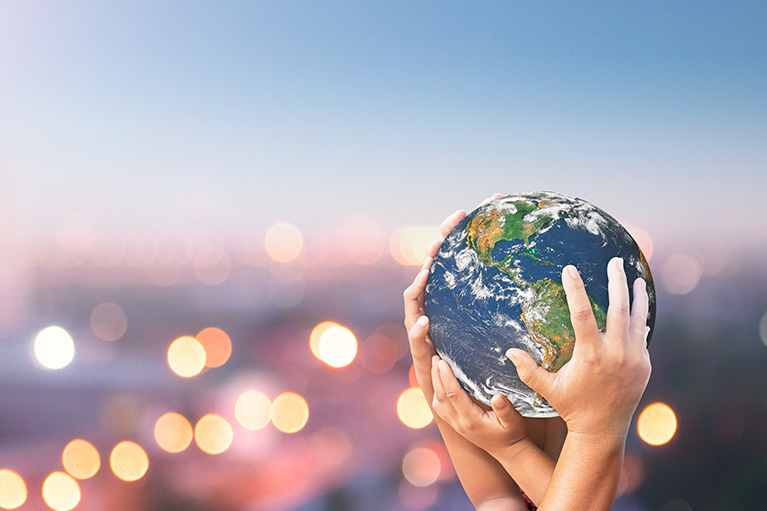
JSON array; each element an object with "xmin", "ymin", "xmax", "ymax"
[{"xmin": 424, "ymin": 191, "xmax": 656, "ymax": 417}]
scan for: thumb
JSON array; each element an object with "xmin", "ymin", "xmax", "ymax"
[
  {"xmin": 506, "ymin": 348, "xmax": 554, "ymax": 397},
  {"xmin": 490, "ymin": 394, "xmax": 524, "ymax": 431}
]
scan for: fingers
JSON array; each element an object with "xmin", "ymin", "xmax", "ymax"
[
  {"xmin": 424, "ymin": 239, "xmax": 442, "ymax": 260},
  {"xmin": 490, "ymin": 394, "xmax": 524, "ymax": 431},
  {"xmin": 431, "ymin": 356, "xmax": 457, "ymax": 417},
  {"xmin": 561, "ymin": 265, "xmax": 601, "ymax": 347},
  {"xmin": 436, "ymin": 359, "xmax": 481, "ymax": 415},
  {"xmin": 408, "ymin": 315, "xmax": 435, "ymax": 360},
  {"xmin": 408, "ymin": 317, "xmax": 436, "ymax": 397},
  {"xmin": 506, "ymin": 348, "xmax": 555, "ymax": 398},
  {"xmin": 629, "ymin": 278, "xmax": 650, "ymax": 347},
  {"xmin": 605, "ymin": 257, "xmax": 630, "ymax": 338},
  {"xmin": 479, "ymin": 193, "xmax": 504, "ymax": 206},
  {"xmin": 438, "ymin": 194, "xmax": 503, "ymax": 240},
  {"xmin": 440, "ymin": 210, "xmax": 467, "ymax": 238},
  {"xmin": 403, "ymin": 268, "xmax": 429, "ymax": 329}
]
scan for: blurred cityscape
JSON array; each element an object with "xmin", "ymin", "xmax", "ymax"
[{"xmin": 1, "ymin": 218, "xmax": 766, "ymax": 511}]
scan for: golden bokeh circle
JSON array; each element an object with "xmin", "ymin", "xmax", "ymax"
[
  {"xmin": 194, "ymin": 414, "xmax": 234, "ymax": 455},
  {"xmin": 62, "ymin": 439, "xmax": 100, "ymax": 480},
  {"xmin": 196, "ymin": 327, "xmax": 232, "ymax": 368},
  {"xmin": 235, "ymin": 390, "xmax": 272, "ymax": 431},
  {"xmin": 0, "ymin": 469, "xmax": 27, "ymax": 510},
  {"xmin": 41, "ymin": 472, "xmax": 80, "ymax": 511},
  {"xmin": 167, "ymin": 336, "xmax": 207, "ymax": 378},
  {"xmin": 154, "ymin": 412, "xmax": 194, "ymax": 454},
  {"xmin": 317, "ymin": 325, "xmax": 358, "ymax": 368},
  {"xmin": 271, "ymin": 392, "xmax": 310, "ymax": 434},
  {"xmin": 396, "ymin": 388, "xmax": 433, "ymax": 429},
  {"xmin": 637, "ymin": 402, "xmax": 678, "ymax": 446},
  {"xmin": 109, "ymin": 441, "xmax": 149, "ymax": 482}
]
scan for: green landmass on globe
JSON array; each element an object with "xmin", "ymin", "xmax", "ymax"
[{"xmin": 425, "ymin": 191, "xmax": 655, "ymax": 417}]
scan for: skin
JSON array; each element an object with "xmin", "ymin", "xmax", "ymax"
[
  {"xmin": 404, "ymin": 198, "xmax": 652, "ymax": 511},
  {"xmin": 404, "ymin": 196, "xmax": 566, "ymax": 509}
]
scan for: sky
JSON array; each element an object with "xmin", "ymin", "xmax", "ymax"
[{"xmin": 1, "ymin": 1, "xmax": 766, "ymax": 246}]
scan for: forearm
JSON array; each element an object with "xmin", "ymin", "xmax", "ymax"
[
  {"xmin": 433, "ymin": 417, "xmax": 526, "ymax": 508},
  {"xmin": 537, "ymin": 432, "xmax": 626, "ymax": 511},
  {"xmin": 490, "ymin": 437, "xmax": 555, "ymax": 506}
]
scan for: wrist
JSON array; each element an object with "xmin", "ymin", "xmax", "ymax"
[
  {"xmin": 493, "ymin": 435, "xmax": 535, "ymax": 464},
  {"xmin": 564, "ymin": 414, "xmax": 632, "ymax": 442}
]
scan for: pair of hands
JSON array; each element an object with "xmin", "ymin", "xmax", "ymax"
[{"xmin": 404, "ymin": 195, "xmax": 652, "ymax": 459}]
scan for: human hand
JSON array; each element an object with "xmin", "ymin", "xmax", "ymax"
[
  {"xmin": 431, "ymin": 355, "xmax": 530, "ymax": 457},
  {"xmin": 507, "ymin": 257, "xmax": 651, "ymax": 440},
  {"xmin": 404, "ymin": 194, "xmax": 502, "ymax": 400}
]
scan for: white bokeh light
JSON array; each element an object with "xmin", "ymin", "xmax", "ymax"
[
  {"xmin": 34, "ymin": 326, "xmax": 76, "ymax": 369},
  {"xmin": 660, "ymin": 253, "xmax": 702, "ymax": 295}
]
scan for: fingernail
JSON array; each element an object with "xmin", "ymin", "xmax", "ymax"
[
  {"xmin": 505, "ymin": 348, "xmax": 518, "ymax": 365},
  {"xmin": 492, "ymin": 394, "xmax": 506, "ymax": 408},
  {"xmin": 566, "ymin": 265, "xmax": 579, "ymax": 279},
  {"xmin": 431, "ymin": 355, "xmax": 439, "ymax": 366},
  {"xmin": 417, "ymin": 316, "xmax": 429, "ymax": 327},
  {"xmin": 615, "ymin": 257, "xmax": 624, "ymax": 271},
  {"xmin": 438, "ymin": 360, "xmax": 448, "ymax": 372}
]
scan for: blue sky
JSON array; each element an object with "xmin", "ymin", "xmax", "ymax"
[{"xmin": 2, "ymin": 1, "xmax": 765, "ymax": 245}]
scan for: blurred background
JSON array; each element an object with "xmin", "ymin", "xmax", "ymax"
[{"xmin": 1, "ymin": 2, "xmax": 766, "ymax": 510}]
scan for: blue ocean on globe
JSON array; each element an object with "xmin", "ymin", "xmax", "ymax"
[{"xmin": 424, "ymin": 192, "xmax": 656, "ymax": 417}]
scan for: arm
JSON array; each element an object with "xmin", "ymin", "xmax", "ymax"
[
  {"xmin": 430, "ymin": 357, "xmax": 558, "ymax": 505},
  {"xmin": 508, "ymin": 259, "xmax": 652, "ymax": 510},
  {"xmin": 404, "ymin": 204, "xmax": 528, "ymax": 510}
]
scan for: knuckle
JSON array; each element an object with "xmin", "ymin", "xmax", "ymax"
[
  {"xmin": 571, "ymin": 304, "xmax": 594, "ymax": 322},
  {"xmin": 613, "ymin": 302, "xmax": 631, "ymax": 318}
]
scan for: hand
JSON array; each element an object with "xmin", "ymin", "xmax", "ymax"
[
  {"xmin": 431, "ymin": 355, "xmax": 529, "ymax": 457},
  {"xmin": 404, "ymin": 194, "xmax": 502, "ymax": 400},
  {"xmin": 507, "ymin": 257, "xmax": 652, "ymax": 440}
]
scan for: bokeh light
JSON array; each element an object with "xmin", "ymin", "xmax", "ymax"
[
  {"xmin": 0, "ymin": 469, "xmax": 27, "ymax": 510},
  {"xmin": 661, "ymin": 253, "xmax": 702, "ymax": 295},
  {"xmin": 390, "ymin": 225, "xmax": 441, "ymax": 266},
  {"xmin": 317, "ymin": 324, "xmax": 358, "ymax": 368},
  {"xmin": 154, "ymin": 412, "xmax": 194, "ymax": 454},
  {"xmin": 109, "ymin": 441, "xmax": 149, "ymax": 482},
  {"xmin": 271, "ymin": 392, "xmax": 310, "ymax": 434},
  {"xmin": 402, "ymin": 446, "xmax": 441, "ymax": 487},
  {"xmin": 398, "ymin": 479, "xmax": 438, "ymax": 510},
  {"xmin": 90, "ymin": 302, "xmax": 128, "ymax": 341},
  {"xmin": 408, "ymin": 365, "xmax": 419, "ymax": 388},
  {"xmin": 235, "ymin": 390, "xmax": 272, "ymax": 431},
  {"xmin": 617, "ymin": 453, "xmax": 644, "ymax": 496},
  {"xmin": 623, "ymin": 223, "xmax": 654, "ymax": 262},
  {"xmin": 33, "ymin": 326, "xmax": 75, "ymax": 370},
  {"xmin": 341, "ymin": 215, "xmax": 385, "ymax": 265},
  {"xmin": 62, "ymin": 439, "xmax": 100, "ymax": 480},
  {"xmin": 397, "ymin": 388, "xmax": 433, "ymax": 429},
  {"xmin": 41, "ymin": 472, "xmax": 80, "ymax": 511},
  {"xmin": 196, "ymin": 327, "xmax": 232, "ymax": 368},
  {"xmin": 167, "ymin": 336, "xmax": 206, "ymax": 378},
  {"xmin": 265, "ymin": 222, "xmax": 303, "ymax": 263},
  {"xmin": 310, "ymin": 321, "xmax": 339, "ymax": 360},
  {"xmin": 194, "ymin": 414, "xmax": 234, "ymax": 455},
  {"xmin": 759, "ymin": 312, "xmax": 767, "ymax": 347},
  {"xmin": 638, "ymin": 402, "xmax": 678, "ymax": 446}
]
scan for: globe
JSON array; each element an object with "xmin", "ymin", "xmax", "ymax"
[{"xmin": 424, "ymin": 191, "xmax": 656, "ymax": 417}]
